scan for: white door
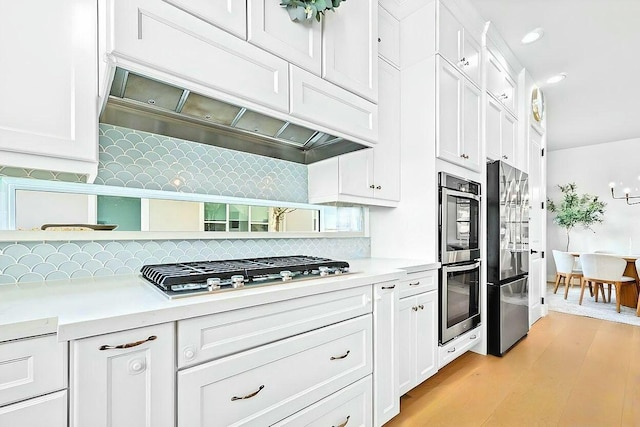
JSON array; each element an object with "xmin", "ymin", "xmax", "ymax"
[
  {"xmin": 486, "ymin": 97, "xmax": 502, "ymax": 161},
  {"xmin": 528, "ymin": 124, "xmax": 544, "ymax": 324},
  {"xmin": 373, "ymin": 283, "xmax": 399, "ymax": 426},
  {"xmin": 373, "ymin": 58, "xmax": 401, "ymax": 202},
  {"xmin": 414, "ymin": 291, "xmax": 438, "ymax": 384},
  {"xmin": 247, "ymin": 0, "xmax": 321, "ymax": 74},
  {"xmin": 339, "ymin": 150, "xmax": 374, "ymax": 198},
  {"xmin": 501, "ymin": 111, "xmax": 517, "ymax": 166},
  {"xmin": 461, "ymin": 31, "xmax": 481, "ymax": 87},
  {"xmin": 71, "ymin": 323, "xmax": 175, "ymax": 427},
  {"xmin": 437, "ymin": 3, "xmax": 461, "ymax": 66},
  {"xmin": 0, "ymin": 391, "xmax": 67, "ymax": 427},
  {"xmin": 398, "ymin": 297, "xmax": 414, "ymax": 395},
  {"xmin": 323, "ymin": 0, "xmax": 378, "ymax": 102},
  {"xmin": 461, "ymin": 79, "xmax": 482, "ymax": 172},
  {"xmin": 437, "ymin": 58, "xmax": 462, "ymax": 166},
  {"xmin": 169, "ymin": 0, "xmax": 247, "ymax": 39}
]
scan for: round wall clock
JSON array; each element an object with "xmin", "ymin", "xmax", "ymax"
[{"xmin": 531, "ymin": 87, "xmax": 545, "ymax": 122}]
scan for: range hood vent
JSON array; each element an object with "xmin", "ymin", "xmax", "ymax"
[{"xmin": 100, "ymin": 68, "xmax": 369, "ymax": 164}]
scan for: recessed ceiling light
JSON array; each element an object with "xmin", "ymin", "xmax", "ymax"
[
  {"xmin": 521, "ymin": 28, "xmax": 544, "ymax": 44},
  {"xmin": 546, "ymin": 73, "xmax": 567, "ymax": 84}
]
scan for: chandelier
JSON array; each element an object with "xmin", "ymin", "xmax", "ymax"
[{"xmin": 609, "ymin": 182, "xmax": 640, "ymax": 205}]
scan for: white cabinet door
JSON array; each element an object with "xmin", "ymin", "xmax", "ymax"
[
  {"xmin": 437, "ymin": 58, "xmax": 462, "ymax": 165},
  {"xmin": 378, "ymin": 0, "xmax": 425, "ymax": 20},
  {"xmin": 378, "ymin": 6, "xmax": 400, "ymax": 68},
  {"xmin": 373, "ymin": 282, "xmax": 399, "ymax": 426},
  {"xmin": 373, "ymin": 58, "xmax": 401, "ymax": 202},
  {"xmin": 461, "ymin": 31, "xmax": 482, "ymax": 87},
  {"xmin": 107, "ymin": 0, "xmax": 289, "ymax": 113},
  {"xmin": 398, "ymin": 297, "xmax": 414, "ymax": 396},
  {"xmin": 486, "ymin": 96, "xmax": 502, "ymax": 161},
  {"xmin": 437, "ymin": 3, "xmax": 461, "ymax": 67},
  {"xmin": 461, "ymin": 78, "xmax": 482, "ymax": 172},
  {"xmin": 398, "ymin": 291, "xmax": 438, "ymax": 396},
  {"xmin": 0, "ymin": 390, "xmax": 67, "ymax": 427},
  {"xmin": 501, "ymin": 111, "xmax": 517, "ymax": 166},
  {"xmin": 70, "ymin": 323, "xmax": 175, "ymax": 427},
  {"xmin": 0, "ymin": 0, "xmax": 98, "ymax": 178},
  {"xmin": 169, "ymin": 0, "xmax": 247, "ymax": 39},
  {"xmin": 486, "ymin": 50, "xmax": 519, "ymax": 117},
  {"xmin": 339, "ymin": 150, "xmax": 375, "ymax": 198},
  {"xmin": 414, "ymin": 291, "xmax": 438, "ymax": 384},
  {"xmin": 248, "ymin": 0, "xmax": 321, "ymax": 74},
  {"xmin": 323, "ymin": 0, "xmax": 378, "ymax": 102}
]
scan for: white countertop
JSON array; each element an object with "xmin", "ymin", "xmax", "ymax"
[{"xmin": 0, "ymin": 258, "xmax": 439, "ymax": 342}]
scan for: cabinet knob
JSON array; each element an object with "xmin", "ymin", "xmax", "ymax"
[
  {"xmin": 128, "ymin": 358, "xmax": 146, "ymax": 374},
  {"xmin": 470, "ymin": 334, "xmax": 477, "ymax": 340},
  {"xmin": 419, "ymin": 304, "xmax": 424, "ymax": 310},
  {"xmin": 458, "ymin": 57, "xmax": 469, "ymax": 67},
  {"xmin": 412, "ymin": 306, "xmax": 419, "ymax": 311},
  {"xmin": 499, "ymin": 93, "xmax": 509, "ymax": 100},
  {"xmin": 184, "ymin": 346, "xmax": 196, "ymax": 360},
  {"xmin": 502, "ymin": 155, "xmax": 508, "ymax": 160},
  {"xmin": 369, "ymin": 184, "xmax": 375, "ymax": 189},
  {"xmin": 460, "ymin": 154, "xmax": 469, "ymax": 159},
  {"xmin": 447, "ymin": 347, "xmax": 456, "ymax": 353},
  {"xmin": 376, "ymin": 185, "xmax": 382, "ymax": 190},
  {"xmin": 378, "ymin": 37, "xmax": 382, "ymax": 42}
]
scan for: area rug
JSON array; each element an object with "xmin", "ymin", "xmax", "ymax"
[{"xmin": 546, "ymin": 283, "xmax": 640, "ymax": 327}]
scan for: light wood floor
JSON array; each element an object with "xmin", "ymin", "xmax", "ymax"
[{"xmin": 385, "ymin": 311, "xmax": 640, "ymax": 427}]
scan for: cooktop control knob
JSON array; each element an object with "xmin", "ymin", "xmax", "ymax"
[
  {"xmin": 206, "ymin": 278, "xmax": 221, "ymax": 291},
  {"xmin": 319, "ymin": 266, "xmax": 330, "ymax": 277},
  {"xmin": 280, "ymin": 270, "xmax": 293, "ymax": 281},
  {"xmin": 231, "ymin": 275, "xmax": 245, "ymax": 288}
]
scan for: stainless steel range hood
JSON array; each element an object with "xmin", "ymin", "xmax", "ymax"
[{"xmin": 100, "ymin": 68, "xmax": 368, "ymax": 164}]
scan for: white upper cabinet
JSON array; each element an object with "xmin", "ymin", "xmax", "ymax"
[
  {"xmin": 378, "ymin": 0, "xmax": 425, "ymax": 20},
  {"xmin": 323, "ymin": 0, "xmax": 378, "ymax": 102},
  {"xmin": 307, "ymin": 58, "xmax": 398, "ymax": 207},
  {"xmin": 105, "ymin": 0, "xmax": 290, "ymax": 112},
  {"xmin": 170, "ymin": 0, "xmax": 247, "ymax": 39},
  {"xmin": 378, "ymin": 5, "xmax": 400, "ymax": 68},
  {"xmin": 437, "ymin": 58, "xmax": 481, "ymax": 172},
  {"xmin": 486, "ymin": 96, "xmax": 502, "ymax": 161},
  {"xmin": 486, "ymin": 95, "xmax": 519, "ymax": 168},
  {"xmin": 437, "ymin": 3, "xmax": 481, "ymax": 87},
  {"xmin": 248, "ymin": 0, "xmax": 321, "ymax": 74},
  {"xmin": 486, "ymin": 49, "xmax": 519, "ymax": 117},
  {"xmin": 0, "ymin": 0, "xmax": 98, "ymax": 179}
]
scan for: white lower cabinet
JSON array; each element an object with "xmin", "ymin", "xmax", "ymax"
[
  {"xmin": 0, "ymin": 390, "xmax": 67, "ymax": 427},
  {"xmin": 70, "ymin": 323, "xmax": 175, "ymax": 427},
  {"xmin": 438, "ymin": 327, "xmax": 482, "ymax": 368},
  {"xmin": 272, "ymin": 376, "xmax": 372, "ymax": 427},
  {"xmin": 399, "ymin": 291, "xmax": 438, "ymax": 395},
  {"xmin": 373, "ymin": 282, "xmax": 400, "ymax": 426},
  {"xmin": 177, "ymin": 315, "xmax": 372, "ymax": 427}
]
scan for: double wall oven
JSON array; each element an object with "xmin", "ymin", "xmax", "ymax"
[{"xmin": 438, "ymin": 173, "xmax": 481, "ymax": 344}]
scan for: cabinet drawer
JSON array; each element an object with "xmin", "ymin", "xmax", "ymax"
[
  {"xmin": 0, "ymin": 334, "xmax": 67, "ymax": 407},
  {"xmin": 290, "ymin": 65, "xmax": 378, "ymax": 144},
  {"xmin": 399, "ymin": 270, "xmax": 437, "ymax": 299},
  {"xmin": 178, "ymin": 286, "xmax": 372, "ymax": 368},
  {"xmin": 0, "ymin": 390, "xmax": 67, "ymax": 427},
  {"xmin": 272, "ymin": 376, "xmax": 372, "ymax": 427},
  {"xmin": 438, "ymin": 327, "xmax": 482, "ymax": 368},
  {"xmin": 109, "ymin": 0, "xmax": 289, "ymax": 113},
  {"xmin": 178, "ymin": 315, "xmax": 372, "ymax": 427}
]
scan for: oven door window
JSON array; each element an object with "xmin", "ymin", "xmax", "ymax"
[
  {"xmin": 445, "ymin": 195, "xmax": 479, "ymax": 252},
  {"xmin": 446, "ymin": 266, "xmax": 480, "ymax": 328}
]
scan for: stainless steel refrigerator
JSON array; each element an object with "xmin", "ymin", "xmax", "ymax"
[{"xmin": 487, "ymin": 161, "xmax": 530, "ymax": 356}]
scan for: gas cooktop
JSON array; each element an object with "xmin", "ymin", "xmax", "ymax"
[{"xmin": 141, "ymin": 255, "xmax": 350, "ymax": 299}]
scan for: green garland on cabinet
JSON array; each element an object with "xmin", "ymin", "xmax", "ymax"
[{"xmin": 280, "ymin": 0, "xmax": 346, "ymax": 22}]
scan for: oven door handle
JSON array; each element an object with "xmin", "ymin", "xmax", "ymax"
[
  {"xmin": 442, "ymin": 261, "xmax": 481, "ymax": 273},
  {"xmin": 441, "ymin": 187, "xmax": 481, "ymax": 202}
]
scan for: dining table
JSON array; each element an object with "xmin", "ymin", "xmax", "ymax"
[{"xmin": 571, "ymin": 253, "xmax": 640, "ymax": 309}]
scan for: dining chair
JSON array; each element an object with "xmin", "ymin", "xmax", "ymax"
[
  {"xmin": 552, "ymin": 250, "xmax": 585, "ymax": 299},
  {"xmin": 580, "ymin": 254, "xmax": 636, "ymax": 313}
]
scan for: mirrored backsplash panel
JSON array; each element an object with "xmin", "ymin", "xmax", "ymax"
[
  {"xmin": 96, "ymin": 124, "xmax": 308, "ymax": 203},
  {"xmin": 0, "ymin": 238, "xmax": 371, "ymax": 285}
]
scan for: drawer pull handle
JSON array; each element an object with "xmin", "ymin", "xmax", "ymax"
[
  {"xmin": 447, "ymin": 347, "xmax": 456, "ymax": 353},
  {"xmin": 330, "ymin": 350, "xmax": 351, "ymax": 360},
  {"xmin": 470, "ymin": 334, "xmax": 477, "ymax": 340},
  {"xmin": 99, "ymin": 335, "xmax": 157, "ymax": 351},
  {"xmin": 231, "ymin": 385, "xmax": 265, "ymax": 401},
  {"xmin": 409, "ymin": 281, "xmax": 421, "ymax": 286},
  {"xmin": 381, "ymin": 285, "xmax": 396, "ymax": 290},
  {"xmin": 333, "ymin": 415, "xmax": 351, "ymax": 427}
]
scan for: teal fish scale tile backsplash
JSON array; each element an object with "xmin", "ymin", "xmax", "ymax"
[
  {"xmin": 95, "ymin": 124, "xmax": 308, "ymax": 203},
  {"xmin": 0, "ymin": 238, "xmax": 370, "ymax": 284}
]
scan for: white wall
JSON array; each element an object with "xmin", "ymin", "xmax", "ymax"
[{"xmin": 546, "ymin": 137, "xmax": 640, "ymax": 279}]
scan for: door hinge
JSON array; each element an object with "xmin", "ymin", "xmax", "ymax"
[
  {"xmin": 541, "ymin": 297, "xmax": 545, "ymax": 304},
  {"xmin": 541, "ymin": 251, "xmax": 545, "ymax": 259},
  {"xmin": 541, "ymin": 148, "xmax": 545, "ymax": 157},
  {"xmin": 541, "ymin": 201, "xmax": 545, "ymax": 209}
]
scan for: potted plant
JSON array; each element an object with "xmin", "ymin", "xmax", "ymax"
[
  {"xmin": 280, "ymin": 0, "xmax": 346, "ymax": 22},
  {"xmin": 547, "ymin": 183, "xmax": 606, "ymax": 251}
]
